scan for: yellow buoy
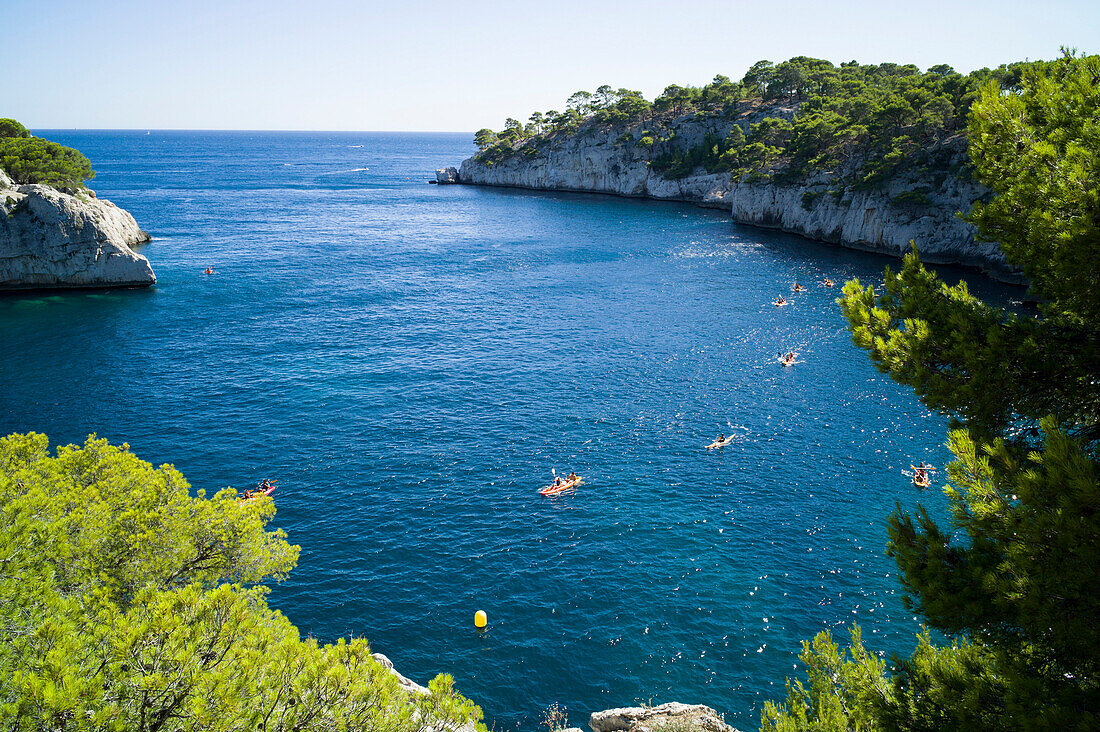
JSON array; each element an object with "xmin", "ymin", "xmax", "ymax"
[{"xmin": 474, "ymin": 610, "xmax": 487, "ymax": 628}]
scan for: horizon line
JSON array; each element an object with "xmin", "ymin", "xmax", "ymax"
[{"xmin": 30, "ymin": 128, "xmax": 477, "ymax": 135}]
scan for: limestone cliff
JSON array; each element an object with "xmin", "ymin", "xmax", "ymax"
[
  {"xmin": 0, "ymin": 168, "xmax": 155, "ymax": 290},
  {"xmin": 455, "ymin": 119, "xmax": 1014, "ymax": 279}
]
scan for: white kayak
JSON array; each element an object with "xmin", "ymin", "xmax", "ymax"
[{"xmin": 706, "ymin": 437, "xmax": 735, "ymax": 449}]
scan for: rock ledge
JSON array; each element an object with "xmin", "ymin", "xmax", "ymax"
[
  {"xmin": 0, "ymin": 169, "xmax": 155, "ymax": 290},
  {"xmin": 589, "ymin": 702, "xmax": 741, "ymax": 732}
]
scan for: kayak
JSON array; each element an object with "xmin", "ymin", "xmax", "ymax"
[
  {"xmin": 241, "ymin": 485, "xmax": 276, "ymax": 502},
  {"xmin": 706, "ymin": 437, "xmax": 735, "ymax": 448},
  {"xmin": 539, "ymin": 477, "xmax": 582, "ymax": 496},
  {"xmin": 913, "ymin": 475, "xmax": 931, "ymax": 488}
]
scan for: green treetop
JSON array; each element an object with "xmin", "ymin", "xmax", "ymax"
[
  {"xmin": 0, "ymin": 118, "xmax": 30, "ymax": 139},
  {"xmin": 469, "ymin": 54, "xmax": 1030, "ymax": 189},
  {"xmin": 0, "ymin": 432, "xmax": 483, "ymax": 732},
  {"xmin": 0, "ymin": 117, "xmax": 95, "ymax": 190}
]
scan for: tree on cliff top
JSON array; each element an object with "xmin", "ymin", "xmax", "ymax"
[
  {"xmin": 766, "ymin": 50, "xmax": 1100, "ymax": 729},
  {"xmin": 0, "ymin": 118, "xmax": 95, "ymax": 190},
  {"xmin": 0, "ymin": 432, "xmax": 484, "ymax": 732}
]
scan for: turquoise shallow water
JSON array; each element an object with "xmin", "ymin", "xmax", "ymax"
[{"xmin": 1, "ymin": 131, "xmax": 1017, "ymax": 730}]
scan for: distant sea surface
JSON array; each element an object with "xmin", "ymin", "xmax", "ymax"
[{"xmin": 1, "ymin": 131, "xmax": 1018, "ymax": 730}]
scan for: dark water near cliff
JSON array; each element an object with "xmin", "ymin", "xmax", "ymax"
[{"xmin": 1, "ymin": 131, "xmax": 1019, "ymax": 730}]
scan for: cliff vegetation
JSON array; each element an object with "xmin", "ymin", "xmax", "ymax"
[
  {"xmin": 471, "ymin": 55, "xmax": 1041, "ymax": 200},
  {"xmin": 0, "ymin": 118, "xmax": 94, "ymax": 191}
]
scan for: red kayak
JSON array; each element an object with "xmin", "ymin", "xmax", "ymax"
[{"xmin": 241, "ymin": 482, "xmax": 277, "ymax": 502}]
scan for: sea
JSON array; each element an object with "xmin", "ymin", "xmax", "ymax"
[{"xmin": 0, "ymin": 131, "xmax": 1019, "ymax": 730}]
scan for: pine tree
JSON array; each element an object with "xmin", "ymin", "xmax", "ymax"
[{"xmin": 768, "ymin": 51, "xmax": 1100, "ymax": 729}]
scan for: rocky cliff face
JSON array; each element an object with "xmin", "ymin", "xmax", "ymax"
[
  {"xmin": 0, "ymin": 168, "xmax": 156, "ymax": 290},
  {"xmin": 456, "ymin": 122, "xmax": 1014, "ymax": 279}
]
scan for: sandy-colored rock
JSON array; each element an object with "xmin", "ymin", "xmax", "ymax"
[
  {"xmin": 0, "ymin": 182, "xmax": 155, "ymax": 290},
  {"xmin": 589, "ymin": 702, "xmax": 740, "ymax": 732}
]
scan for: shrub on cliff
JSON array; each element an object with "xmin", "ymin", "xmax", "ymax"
[
  {"xmin": 765, "ymin": 50, "xmax": 1100, "ymax": 730},
  {"xmin": 0, "ymin": 432, "xmax": 483, "ymax": 732},
  {"xmin": 0, "ymin": 136, "xmax": 95, "ymax": 190}
]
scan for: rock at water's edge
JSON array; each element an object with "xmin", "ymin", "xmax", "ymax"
[
  {"xmin": 436, "ymin": 166, "xmax": 460, "ymax": 184},
  {"xmin": 0, "ymin": 174, "xmax": 155, "ymax": 290},
  {"xmin": 371, "ymin": 653, "xmax": 431, "ymax": 697},
  {"xmin": 371, "ymin": 653, "xmax": 477, "ymax": 732},
  {"xmin": 589, "ymin": 702, "xmax": 741, "ymax": 732}
]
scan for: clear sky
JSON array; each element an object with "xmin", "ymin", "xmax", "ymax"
[{"xmin": 3, "ymin": 0, "xmax": 1098, "ymax": 132}]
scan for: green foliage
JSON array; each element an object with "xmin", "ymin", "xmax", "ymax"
[
  {"xmin": 0, "ymin": 433, "xmax": 483, "ymax": 732},
  {"xmin": 788, "ymin": 51, "xmax": 1100, "ymax": 731},
  {"xmin": 760, "ymin": 626, "xmax": 888, "ymax": 731},
  {"xmin": 966, "ymin": 51, "xmax": 1100, "ymax": 327},
  {"xmin": 474, "ymin": 128, "xmax": 498, "ymax": 150},
  {"xmin": 889, "ymin": 189, "xmax": 932, "ymax": 207},
  {"xmin": 470, "ymin": 54, "xmax": 1017, "ymax": 191},
  {"xmin": 0, "ymin": 136, "xmax": 95, "ymax": 189},
  {"xmin": 0, "ymin": 118, "xmax": 30, "ymax": 139}
]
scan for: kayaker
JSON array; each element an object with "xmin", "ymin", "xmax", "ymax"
[
  {"xmin": 567, "ymin": 471, "xmax": 578, "ymax": 482},
  {"xmin": 716, "ymin": 433, "xmax": 726, "ymax": 444},
  {"xmin": 793, "ymin": 283, "xmax": 805, "ymax": 292},
  {"xmin": 913, "ymin": 462, "xmax": 930, "ymax": 484},
  {"xmin": 553, "ymin": 476, "xmax": 563, "ymax": 487},
  {"xmin": 774, "ymin": 296, "xmax": 787, "ymax": 306},
  {"xmin": 204, "ymin": 267, "xmax": 215, "ymax": 275},
  {"xmin": 823, "ymin": 277, "xmax": 834, "ymax": 287}
]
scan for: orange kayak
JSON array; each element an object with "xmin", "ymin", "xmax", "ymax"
[{"xmin": 539, "ymin": 477, "xmax": 582, "ymax": 496}]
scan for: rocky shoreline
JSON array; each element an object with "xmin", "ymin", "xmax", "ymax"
[
  {"xmin": 377, "ymin": 653, "xmax": 740, "ymax": 732},
  {"xmin": 439, "ymin": 120, "xmax": 1018, "ymax": 282},
  {"xmin": 378, "ymin": 654, "xmax": 741, "ymax": 732},
  {"xmin": 0, "ymin": 168, "xmax": 155, "ymax": 290}
]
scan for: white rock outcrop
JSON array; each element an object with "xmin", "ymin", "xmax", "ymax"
[
  {"xmin": 455, "ymin": 121, "xmax": 1015, "ymax": 280},
  {"xmin": 0, "ymin": 172, "xmax": 155, "ymax": 290},
  {"xmin": 436, "ymin": 166, "xmax": 460, "ymax": 184},
  {"xmin": 589, "ymin": 702, "xmax": 741, "ymax": 732}
]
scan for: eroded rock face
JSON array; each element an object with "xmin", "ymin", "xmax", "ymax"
[
  {"xmin": 436, "ymin": 167, "xmax": 460, "ymax": 184},
  {"xmin": 0, "ymin": 176, "xmax": 155, "ymax": 290},
  {"xmin": 589, "ymin": 702, "xmax": 741, "ymax": 732},
  {"xmin": 455, "ymin": 120, "xmax": 1015, "ymax": 280}
]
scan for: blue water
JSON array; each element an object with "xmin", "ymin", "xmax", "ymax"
[{"xmin": 1, "ymin": 131, "xmax": 1018, "ymax": 730}]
